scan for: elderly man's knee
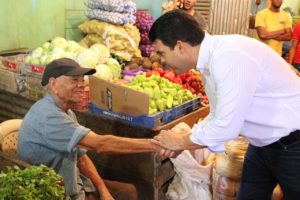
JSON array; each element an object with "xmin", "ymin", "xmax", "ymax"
[
  {"xmin": 118, "ymin": 183, "xmax": 138, "ymax": 200},
  {"xmin": 104, "ymin": 180, "xmax": 138, "ymax": 200}
]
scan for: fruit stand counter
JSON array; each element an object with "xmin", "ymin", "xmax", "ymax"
[{"xmin": 0, "ymin": 89, "xmax": 209, "ymax": 200}]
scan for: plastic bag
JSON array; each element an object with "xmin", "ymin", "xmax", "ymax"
[
  {"xmin": 167, "ymin": 149, "xmax": 213, "ymax": 200},
  {"xmin": 166, "ymin": 122, "xmax": 213, "ymax": 200}
]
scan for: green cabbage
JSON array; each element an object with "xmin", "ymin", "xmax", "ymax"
[
  {"xmin": 76, "ymin": 49, "xmax": 100, "ymax": 68},
  {"xmin": 50, "ymin": 37, "xmax": 68, "ymax": 49},
  {"xmin": 94, "ymin": 58, "xmax": 121, "ymax": 80}
]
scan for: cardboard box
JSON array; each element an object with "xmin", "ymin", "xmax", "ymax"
[{"xmin": 89, "ymin": 76, "xmax": 149, "ymax": 116}]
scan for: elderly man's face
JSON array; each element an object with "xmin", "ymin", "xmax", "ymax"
[{"xmin": 53, "ymin": 75, "xmax": 85, "ymax": 104}]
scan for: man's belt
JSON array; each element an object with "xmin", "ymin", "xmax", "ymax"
[{"xmin": 266, "ymin": 130, "xmax": 300, "ymax": 149}]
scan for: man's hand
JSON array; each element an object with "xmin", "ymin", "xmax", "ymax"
[
  {"xmin": 152, "ymin": 129, "xmax": 190, "ymax": 150},
  {"xmin": 158, "ymin": 149, "xmax": 183, "ymax": 158},
  {"xmin": 151, "ymin": 122, "xmax": 205, "ymax": 151}
]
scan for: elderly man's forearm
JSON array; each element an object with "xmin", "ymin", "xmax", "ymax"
[{"xmin": 95, "ymin": 135, "xmax": 160, "ymax": 153}]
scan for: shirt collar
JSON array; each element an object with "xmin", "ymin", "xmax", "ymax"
[
  {"xmin": 45, "ymin": 92, "xmax": 61, "ymax": 110},
  {"xmin": 45, "ymin": 92, "xmax": 55, "ymax": 103},
  {"xmin": 196, "ymin": 33, "xmax": 213, "ymax": 73},
  {"xmin": 45, "ymin": 92, "xmax": 72, "ymax": 114}
]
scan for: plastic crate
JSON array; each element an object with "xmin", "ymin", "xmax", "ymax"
[
  {"xmin": 25, "ymin": 73, "xmax": 47, "ymax": 100},
  {"xmin": 0, "ymin": 54, "xmax": 27, "ymax": 73},
  {"xmin": 0, "ymin": 68, "xmax": 18, "ymax": 93},
  {"xmin": 89, "ymin": 97, "xmax": 201, "ymax": 128},
  {"xmin": 163, "ymin": 97, "xmax": 201, "ymax": 123},
  {"xmin": 70, "ymin": 86, "xmax": 90, "ymax": 112},
  {"xmin": 89, "ymin": 103, "xmax": 164, "ymax": 127},
  {"xmin": 24, "ymin": 63, "xmax": 46, "ymax": 100},
  {"xmin": 25, "ymin": 64, "xmax": 45, "ymax": 77}
]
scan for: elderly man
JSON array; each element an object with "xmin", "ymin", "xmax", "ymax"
[
  {"xmin": 255, "ymin": 0, "xmax": 292, "ymax": 55},
  {"xmin": 17, "ymin": 58, "xmax": 175, "ymax": 200},
  {"xmin": 150, "ymin": 10, "xmax": 300, "ymax": 200}
]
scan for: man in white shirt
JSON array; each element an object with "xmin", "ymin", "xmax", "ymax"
[{"xmin": 149, "ymin": 10, "xmax": 300, "ymax": 199}]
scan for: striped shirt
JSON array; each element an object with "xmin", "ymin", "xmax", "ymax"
[{"xmin": 190, "ymin": 33, "xmax": 300, "ymax": 153}]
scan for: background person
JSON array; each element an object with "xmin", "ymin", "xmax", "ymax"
[
  {"xmin": 255, "ymin": 0, "xmax": 292, "ymax": 55},
  {"xmin": 175, "ymin": 0, "xmax": 208, "ymax": 31},
  {"xmin": 289, "ymin": 22, "xmax": 300, "ymax": 72}
]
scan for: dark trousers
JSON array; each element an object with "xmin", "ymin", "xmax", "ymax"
[
  {"xmin": 237, "ymin": 135, "xmax": 300, "ymax": 200},
  {"xmin": 293, "ymin": 63, "xmax": 300, "ymax": 73}
]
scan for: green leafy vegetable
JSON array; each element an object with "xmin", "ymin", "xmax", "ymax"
[{"xmin": 0, "ymin": 165, "xmax": 69, "ymax": 200}]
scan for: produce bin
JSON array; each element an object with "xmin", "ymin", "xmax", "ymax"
[
  {"xmin": 0, "ymin": 54, "xmax": 27, "ymax": 73},
  {"xmin": 89, "ymin": 97, "xmax": 201, "ymax": 127},
  {"xmin": 24, "ymin": 64, "xmax": 46, "ymax": 100}
]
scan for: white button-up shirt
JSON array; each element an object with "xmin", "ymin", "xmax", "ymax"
[{"xmin": 190, "ymin": 33, "xmax": 300, "ymax": 153}]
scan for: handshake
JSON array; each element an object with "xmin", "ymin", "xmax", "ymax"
[{"xmin": 151, "ymin": 122, "xmax": 202, "ymax": 158}]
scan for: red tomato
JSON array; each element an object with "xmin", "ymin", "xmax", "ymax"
[
  {"xmin": 163, "ymin": 69, "xmax": 176, "ymax": 80},
  {"xmin": 153, "ymin": 67, "xmax": 164, "ymax": 76},
  {"xmin": 146, "ymin": 71, "xmax": 160, "ymax": 77}
]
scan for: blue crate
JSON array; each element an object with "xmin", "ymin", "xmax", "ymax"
[
  {"xmin": 162, "ymin": 97, "xmax": 201, "ymax": 123},
  {"xmin": 89, "ymin": 103, "xmax": 164, "ymax": 127},
  {"xmin": 88, "ymin": 97, "xmax": 201, "ymax": 128}
]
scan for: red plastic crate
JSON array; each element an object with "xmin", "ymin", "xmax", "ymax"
[
  {"xmin": 0, "ymin": 54, "xmax": 27, "ymax": 73},
  {"xmin": 70, "ymin": 86, "xmax": 90, "ymax": 112}
]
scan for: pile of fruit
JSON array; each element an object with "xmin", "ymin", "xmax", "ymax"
[
  {"xmin": 124, "ymin": 52, "xmax": 163, "ymax": 70},
  {"xmin": 146, "ymin": 67, "xmax": 209, "ymax": 105},
  {"xmin": 125, "ymin": 74, "xmax": 196, "ymax": 114}
]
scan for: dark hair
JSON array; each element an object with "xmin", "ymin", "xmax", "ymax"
[{"xmin": 149, "ymin": 10, "xmax": 205, "ymax": 49}]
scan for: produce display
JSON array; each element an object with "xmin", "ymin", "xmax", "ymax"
[
  {"xmin": 25, "ymin": 37, "xmax": 122, "ymax": 81},
  {"xmin": 94, "ymin": 57, "xmax": 122, "ymax": 80},
  {"xmin": 135, "ymin": 10, "xmax": 154, "ymax": 32},
  {"xmin": 85, "ymin": 0, "xmax": 136, "ymax": 25},
  {"xmin": 79, "ymin": 20, "xmax": 141, "ymax": 61},
  {"xmin": 146, "ymin": 67, "xmax": 209, "ymax": 105},
  {"xmin": 25, "ymin": 37, "xmax": 84, "ymax": 66},
  {"xmin": 86, "ymin": 0, "xmax": 130, "ymax": 13},
  {"xmin": 125, "ymin": 52, "xmax": 163, "ymax": 70},
  {"xmin": 125, "ymin": 74, "xmax": 196, "ymax": 114},
  {"xmin": 134, "ymin": 10, "xmax": 155, "ymax": 57},
  {"xmin": 0, "ymin": 165, "xmax": 68, "ymax": 200}
]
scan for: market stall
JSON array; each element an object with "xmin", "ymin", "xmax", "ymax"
[
  {"xmin": 0, "ymin": 0, "xmax": 211, "ymax": 197},
  {"xmin": 0, "ymin": 87, "xmax": 209, "ymax": 200}
]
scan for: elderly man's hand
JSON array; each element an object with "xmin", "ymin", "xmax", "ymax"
[{"xmin": 158, "ymin": 149, "xmax": 183, "ymax": 158}]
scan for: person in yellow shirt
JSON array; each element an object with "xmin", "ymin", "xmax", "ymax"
[{"xmin": 255, "ymin": 0, "xmax": 292, "ymax": 55}]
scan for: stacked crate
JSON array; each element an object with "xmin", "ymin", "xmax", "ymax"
[
  {"xmin": 0, "ymin": 54, "xmax": 27, "ymax": 95},
  {"xmin": 24, "ymin": 64, "xmax": 47, "ymax": 101}
]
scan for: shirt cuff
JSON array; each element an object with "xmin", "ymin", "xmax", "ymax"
[
  {"xmin": 67, "ymin": 126, "xmax": 90, "ymax": 152},
  {"xmin": 190, "ymin": 125, "xmax": 226, "ymax": 153}
]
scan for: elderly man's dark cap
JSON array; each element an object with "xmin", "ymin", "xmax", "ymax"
[{"xmin": 41, "ymin": 58, "xmax": 96, "ymax": 86}]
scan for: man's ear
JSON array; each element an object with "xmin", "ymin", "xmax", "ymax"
[
  {"xmin": 48, "ymin": 77, "xmax": 58, "ymax": 94},
  {"xmin": 175, "ymin": 40, "xmax": 186, "ymax": 54}
]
